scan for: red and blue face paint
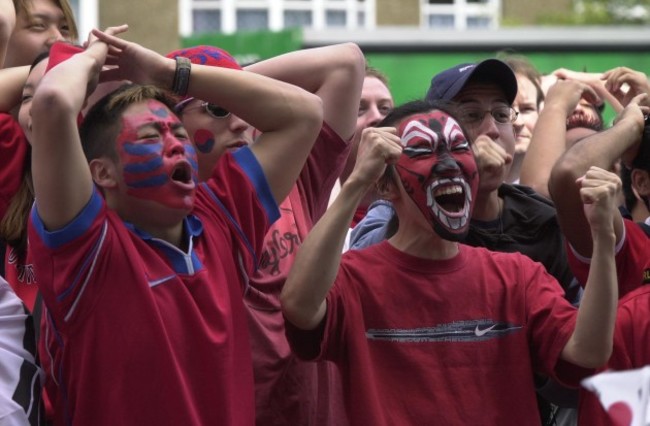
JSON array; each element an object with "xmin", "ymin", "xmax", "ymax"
[
  {"xmin": 117, "ymin": 100, "xmax": 199, "ymax": 211},
  {"xmin": 395, "ymin": 110, "xmax": 478, "ymax": 241}
]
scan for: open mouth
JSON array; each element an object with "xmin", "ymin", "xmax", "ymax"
[
  {"xmin": 426, "ymin": 178, "xmax": 471, "ymax": 231},
  {"xmin": 170, "ymin": 162, "xmax": 193, "ymax": 184}
]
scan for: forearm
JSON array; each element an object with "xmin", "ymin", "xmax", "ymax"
[
  {"xmin": 31, "ymin": 53, "xmax": 99, "ymax": 230},
  {"xmin": 245, "ymin": 43, "xmax": 362, "ymax": 95},
  {"xmin": 281, "ymin": 176, "xmax": 371, "ymax": 330},
  {"xmin": 520, "ymin": 105, "xmax": 568, "ymax": 198},
  {"xmin": 561, "ymin": 227, "xmax": 617, "ymax": 368},
  {"xmin": 0, "ymin": 66, "xmax": 28, "ymax": 111},
  {"xmin": 0, "ymin": 0, "xmax": 15, "ymax": 67}
]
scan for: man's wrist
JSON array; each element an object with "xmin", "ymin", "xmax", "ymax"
[{"xmin": 172, "ymin": 57, "xmax": 191, "ymax": 96}]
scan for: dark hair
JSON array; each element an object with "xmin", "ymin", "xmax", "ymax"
[
  {"xmin": 30, "ymin": 50, "xmax": 50, "ymax": 71},
  {"xmin": 80, "ymin": 84, "xmax": 179, "ymax": 163},
  {"xmin": 632, "ymin": 118, "xmax": 650, "ymax": 173}
]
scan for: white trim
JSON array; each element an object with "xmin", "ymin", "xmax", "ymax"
[
  {"xmin": 179, "ymin": 0, "xmax": 193, "ymax": 37},
  {"xmin": 77, "ymin": 0, "xmax": 98, "ymax": 41}
]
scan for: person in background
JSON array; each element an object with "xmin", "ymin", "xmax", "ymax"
[
  {"xmin": 166, "ymin": 42, "xmax": 365, "ymax": 425},
  {"xmin": 497, "ymin": 53, "xmax": 545, "ymax": 184},
  {"xmin": 0, "ymin": 0, "xmax": 77, "ymax": 301}
]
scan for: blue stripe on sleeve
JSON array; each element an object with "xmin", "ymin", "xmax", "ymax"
[
  {"xmin": 31, "ymin": 188, "xmax": 104, "ymax": 249},
  {"xmin": 233, "ymin": 147, "xmax": 280, "ymax": 223}
]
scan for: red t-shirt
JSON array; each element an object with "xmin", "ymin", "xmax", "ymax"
[
  {"xmin": 288, "ymin": 242, "xmax": 589, "ymax": 425},
  {"xmin": 245, "ymin": 123, "xmax": 350, "ymax": 425},
  {"xmin": 31, "ymin": 148, "xmax": 276, "ymax": 425}
]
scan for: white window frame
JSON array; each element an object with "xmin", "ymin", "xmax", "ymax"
[
  {"xmin": 180, "ymin": 0, "xmax": 376, "ymax": 35},
  {"xmin": 421, "ymin": 0, "xmax": 500, "ymax": 30}
]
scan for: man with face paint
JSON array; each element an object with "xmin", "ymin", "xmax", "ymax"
[
  {"xmin": 281, "ymin": 99, "xmax": 620, "ymax": 425},
  {"xmin": 26, "ymin": 26, "xmax": 323, "ymax": 425}
]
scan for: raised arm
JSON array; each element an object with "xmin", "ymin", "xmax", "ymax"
[
  {"xmin": 92, "ymin": 29, "xmax": 324, "ymax": 204},
  {"xmin": 602, "ymin": 66, "xmax": 650, "ymax": 109},
  {"xmin": 519, "ymin": 79, "xmax": 599, "ymax": 198},
  {"xmin": 560, "ymin": 167, "xmax": 619, "ymax": 367},
  {"xmin": 281, "ymin": 127, "xmax": 402, "ymax": 330},
  {"xmin": 245, "ymin": 43, "xmax": 365, "ymax": 141},
  {"xmin": 30, "ymin": 27, "xmax": 127, "ymax": 230},
  {"xmin": 0, "ymin": 0, "xmax": 15, "ymax": 67},
  {"xmin": 548, "ymin": 96, "xmax": 646, "ymax": 257}
]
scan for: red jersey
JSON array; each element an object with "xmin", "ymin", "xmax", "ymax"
[
  {"xmin": 0, "ymin": 113, "xmax": 28, "ymax": 221},
  {"xmin": 30, "ymin": 148, "xmax": 277, "ymax": 425},
  {"xmin": 568, "ymin": 218, "xmax": 650, "ymax": 297},
  {"xmin": 288, "ymin": 242, "xmax": 589, "ymax": 426},
  {"xmin": 578, "ymin": 285, "xmax": 650, "ymax": 426},
  {"xmin": 245, "ymin": 124, "xmax": 350, "ymax": 425}
]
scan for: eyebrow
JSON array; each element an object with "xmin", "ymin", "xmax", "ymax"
[{"xmin": 28, "ymin": 12, "xmax": 66, "ymax": 22}]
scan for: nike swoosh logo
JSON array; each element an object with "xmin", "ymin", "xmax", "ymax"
[{"xmin": 474, "ymin": 324, "xmax": 497, "ymax": 337}]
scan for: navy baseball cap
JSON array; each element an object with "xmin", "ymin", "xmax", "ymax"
[{"xmin": 425, "ymin": 59, "xmax": 518, "ymax": 104}]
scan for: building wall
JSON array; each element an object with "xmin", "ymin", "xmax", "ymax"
[
  {"xmin": 376, "ymin": 0, "xmax": 420, "ymax": 26},
  {"xmin": 502, "ymin": 0, "xmax": 573, "ymax": 25},
  {"xmin": 99, "ymin": 0, "xmax": 179, "ymax": 54}
]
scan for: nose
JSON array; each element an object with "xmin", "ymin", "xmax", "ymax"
[
  {"xmin": 432, "ymin": 148, "xmax": 460, "ymax": 176},
  {"xmin": 164, "ymin": 135, "xmax": 186, "ymax": 157},
  {"xmin": 475, "ymin": 114, "xmax": 501, "ymax": 141},
  {"xmin": 364, "ymin": 104, "xmax": 385, "ymax": 128},
  {"xmin": 229, "ymin": 114, "xmax": 250, "ymax": 133},
  {"xmin": 44, "ymin": 27, "xmax": 66, "ymax": 48}
]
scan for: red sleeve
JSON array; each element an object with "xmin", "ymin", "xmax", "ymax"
[
  {"xmin": 0, "ymin": 114, "xmax": 29, "ymax": 221},
  {"xmin": 296, "ymin": 122, "xmax": 350, "ymax": 222}
]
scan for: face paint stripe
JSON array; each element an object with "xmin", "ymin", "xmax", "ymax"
[
  {"xmin": 123, "ymin": 142, "xmax": 163, "ymax": 156},
  {"xmin": 123, "ymin": 157, "xmax": 164, "ymax": 174},
  {"xmin": 125, "ymin": 174, "xmax": 169, "ymax": 189}
]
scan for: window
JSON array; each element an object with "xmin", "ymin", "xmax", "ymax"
[
  {"xmin": 326, "ymin": 10, "xmax": 347, "ymax": 27},
  {"xmin": 186, "ymin": 0, "xmax": 375, "ymax": 34},
  {"xmin": 428, "ymin": 14, "xmax": 455, "ymax": 28},
  {"xmin": 284, "ymin": 10, "xmax": 312, "ymax": 27},
  {"xmin": 193, "ymin": 9, "xmax": 221, "ymax": 33},
  {"xmin": 237, "ymin": 9, "xmax": 269, "ymax": 30},
  {"xmin": 467, "ymin": 16, "xmax": 491, "ymax": 28}
]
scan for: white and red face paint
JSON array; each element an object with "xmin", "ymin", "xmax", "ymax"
[
  {"xmin": 395, "ymin": 110, "xmax": 478, "ymax": 241},
  {"xmin": 116, "ymin": 100, "xmax": 199, "ymax": 212}
]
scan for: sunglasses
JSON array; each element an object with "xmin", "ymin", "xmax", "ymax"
[{"xmin": 175, "ymin": 97, "xmax": 231, "ymax": 119}]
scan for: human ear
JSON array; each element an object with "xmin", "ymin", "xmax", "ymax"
[
  {"xmin": 631, "ymin": 168, "xmax": 650, "ymax": 198},
  {"xmin": 89, "ymin": 158, "xmax": 119, "ymax": 189}
]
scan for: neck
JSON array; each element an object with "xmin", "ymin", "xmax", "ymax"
[
  {"xmin": 471, "ymin": 189, "xmax": 502, "ymax": 222},
  {"xmin": 389, "ymin": 220, "xmax": 459, "ymax": 261}
]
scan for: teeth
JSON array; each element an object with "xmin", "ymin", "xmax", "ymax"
[{"xmin": 434, "ymin": 185, "xmax": 463, "ymax": 197}]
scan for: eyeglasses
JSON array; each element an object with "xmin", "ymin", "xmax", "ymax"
[
  {"xmin": 174, "ymin": 97, "xmax": 231, "ymax": 119},
  {"xmin": 456, "ymin": 105, "xmax": 518, "ymax": 126}
]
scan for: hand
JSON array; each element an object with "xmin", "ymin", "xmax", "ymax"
[
  {"xmin": 576, "ymin": 166, "xmax": 620, "ymax": 236},
  {"xmin": 544, "ymin": 79, "xmax": 600, "ymax": 117},
  {"xmin": 90, "ymin": 27, "xmax": 172, "ymax": 88},
  {"xmin": 552, "ymin": 67, "xmax": 625, "ymax": 112},
  {"xmin": 83, "ymin": 25, "xmax": 129, "ymax": 96},
  {"xmin": 472, "ymin": 135, "xmax": 512, "ymax": 184},
  {"xmin": 602, "ymin": 66, "xmax": 650, "ymax": 108},
  {"xmin": 351, "ymin": 127, "xmax": 402, "ymax": 188}
]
